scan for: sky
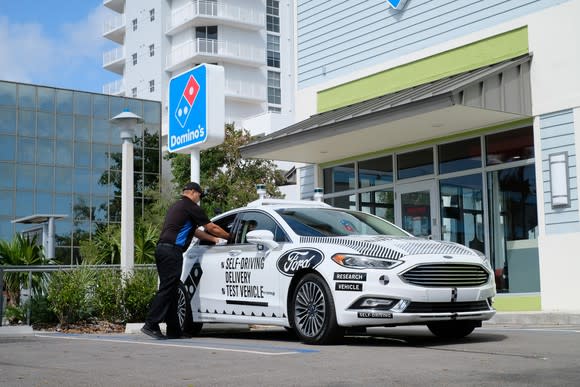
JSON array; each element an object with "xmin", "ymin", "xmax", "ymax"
[{"xmin": 0, "ymin": 0, "xmax": 117, "ymax": 93}]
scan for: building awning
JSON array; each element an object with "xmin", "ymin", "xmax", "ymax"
[{"xmin": 241, "ymin": 55, "xmax": 532, "ymax": 164}]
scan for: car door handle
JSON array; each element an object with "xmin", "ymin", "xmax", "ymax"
[{"xmin": 229, "ymin": 250, "xmax": 242, "ymax": 256}]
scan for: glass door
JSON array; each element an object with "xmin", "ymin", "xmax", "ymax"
[{"xmin": 396, "ymin": 180, "xmax": 439, "ymax": 239}]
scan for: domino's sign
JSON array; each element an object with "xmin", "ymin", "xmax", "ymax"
[
  {"xmin": 386, "ymin": 0, "xmax": 409, "ymax": 10},
  {"xmin": 168, "ymin": 64, "xmax": 225, "ymax": 153}
]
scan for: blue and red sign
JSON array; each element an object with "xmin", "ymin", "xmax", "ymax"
[{"xmin": 168, "ymin": 64, "xmax": 224, "ymax": 153}]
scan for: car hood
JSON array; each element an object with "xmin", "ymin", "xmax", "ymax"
[{"xmin": 298, "ymin": 235, "xmax": 478, "ymax": 259}]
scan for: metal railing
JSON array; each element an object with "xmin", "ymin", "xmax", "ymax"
[{"xmin": 0, "ymin": 264, "xmax": 155, "ymax": 326}]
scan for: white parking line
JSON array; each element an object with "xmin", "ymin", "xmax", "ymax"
[{"xmin": 35, "ymin": 333, "xmax": 316, "ymax": 356}]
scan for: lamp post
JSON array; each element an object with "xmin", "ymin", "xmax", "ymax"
[{"xmin": 110, "ymin": 109, "xmax": 143, "ymax": 278}]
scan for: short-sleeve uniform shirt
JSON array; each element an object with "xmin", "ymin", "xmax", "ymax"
[{"xmin": 158, "ymin": 196, "xmax": 211, "ymax": 250}]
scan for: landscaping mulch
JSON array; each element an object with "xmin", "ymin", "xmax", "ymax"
[{"xmin": 32, "ymin": 320, "xmax": 125, "ymax": 334}]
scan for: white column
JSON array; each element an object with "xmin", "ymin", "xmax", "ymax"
[
  {"xmin": 190, "ymin": 148, "xmax": 200, "ymax": 183},
  {"xmin": 121, "ymin": 136, "xmax": 134, "ymax": 277}
]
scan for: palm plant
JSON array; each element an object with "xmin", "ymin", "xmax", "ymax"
[{"xmin": 0, "ymin": 234, "xmax": 48, "ymax": 307}]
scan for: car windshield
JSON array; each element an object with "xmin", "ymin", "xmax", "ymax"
[{"xmin": 276, "ymin": 208, "xmax": 409, "ymax": 237}]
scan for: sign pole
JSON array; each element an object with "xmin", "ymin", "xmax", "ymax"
[{"xmin": 190, "ymin": 148, "xmax": 200, "ymax": 184}]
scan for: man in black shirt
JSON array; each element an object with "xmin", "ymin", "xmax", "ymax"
[{"xmin": 141, "ymin": 182, "xmax": 230, "ymax": 340}]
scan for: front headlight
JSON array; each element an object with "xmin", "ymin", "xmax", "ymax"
[
  {"xmin": 473, "ymin": 248, "xmax": 492, "ymax": 270},
  {"xmin": 331, "ymin": 254, "xmax": 403, "ymax": 270}
]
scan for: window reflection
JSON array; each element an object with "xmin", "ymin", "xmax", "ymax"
[
  {"xmin": 438, "ymin": 138, "xmax": 481, "ymax": 174},
  {"xmin": 397, "ymin": 148, "xmax": 434, "ymax": 180},
  {"xmin": 323, "ymin": 163, "xmax": 355, "ymax": 193},
  {"xmin": 359, "ymin": 156, "xmax": 393, "ymax": 188},
  {"xmin": 0, "ymin": 108, "xmax": 17, "ymax": 134},
  {"xmin": 488, "ymin": 165, "xmax": 538, "ymax": 293},
  {"xmin": 440, "ymin": 174, "xmax": 484, "ymax": 251},
  {"xmin": 486, "ymin": 127, "xmax": 534, "ymax": 165},
  {"xmin": 359, "ymin": 190, "xmax": 394, "ymax": 222}
]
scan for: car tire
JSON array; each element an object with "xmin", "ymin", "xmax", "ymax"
[
  {"xmin": 291, "ymin": 273, "xmax": 344, "ymax": 345},
  {"xmin": 427, "ymin": 321, "xmax": 478, "ymax": 339},
  {"xmin": 177, "ymin": 283, "xmax": 203, "ymax": 336}
]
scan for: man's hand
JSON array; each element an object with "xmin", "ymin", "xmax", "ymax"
[{"xmin": 215, "ymin": 238, "xmax": 228, "ymax": 246}]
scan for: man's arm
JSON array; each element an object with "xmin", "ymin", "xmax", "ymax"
[
  {"xmin": 194, "ymin": 227, "xmax": 225, "ymax": 244},
  {"xmin": 204, "ymin": 222, "xmax": 230, "ymax": 239}
]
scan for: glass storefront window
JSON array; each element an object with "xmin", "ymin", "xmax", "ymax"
[
  {"xmin": 359, "ymin": 155, "xmax": 393, "ymax": 188},
  {"xmin": 143, "ymin": 101, "xmax": 161, "ymax": 124},
  {"xmin": 486, "ymin": 126, "xmax": 534, "ymax": 165},
  {"xmin": 54, "ymin": 193, "xmax": 72, "ymax": 214},
  {"xmin": 440, "ymin": 174, "xmax": 484, "ymax": 250},
  {"xmin": 55, "ymin": 141, "xmax": 73, "ymax": 166},
  {"xmin": 93, "ymin": 94, "xmax": 109, "ymax": 119},
  {"xmin": 74, "ymin": 168, "xmax": 91, "ymax": 194},
  {"xmin": 324, "ymin": 195, "xmax": 356, "ymax": 210},
  {"xmin": 397, "ymin": 148, "xmax": 434, "ymax": 180},
  {"xmin": 93, "ymin": 119, "xmax": 110, "ymax": 143},
  {"xmin": 438, "ymin": 137, "xmax": 481, "ymax": 174},
  {"xmin": 488, "ymin": 164, "xmax": 539, "ymax": 293},
  {"xmin": 16, "ymin": 164, "xmax": 35, "ymax": 189},
  {"xmin": 75, "ymin": 142, "xmax": 91, "ymax": 167},
  {"xmin": 359, "ymin": 190, "xmax": 394, "ymax": 222},
  {"xmin": 323, "ymin": 163, "xmax": 355, "ymax": 193},
  {"xmin": 55, "ymin": 167, "xmax": 73, "ymax": 193}
]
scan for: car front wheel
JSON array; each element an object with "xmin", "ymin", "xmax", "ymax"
[
  {"xmin": 427, "ymin": 321, "xmax": 478, "ymax": 339},
  {"xmin": 177, "ymin": 283, "xmax": 203, "ymax": 336},
  {"xmin": 291, "ymin": 273, "xmax": 343, "ymax": 345}
]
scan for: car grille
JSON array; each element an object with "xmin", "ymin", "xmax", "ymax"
[
  {"xmin": 400, "ymin": 264, "xmax": 489, "ymax": 287},
  {"xmin": 403, "ymin": 301, "xmax": 491, "ymax": 313}
]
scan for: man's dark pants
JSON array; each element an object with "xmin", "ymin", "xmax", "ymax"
[{"xmin": 145, "ymin": 244, "xmax": 183, "ymax": 336}]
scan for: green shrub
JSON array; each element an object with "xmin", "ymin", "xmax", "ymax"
[
  {"xmin": 123, "ymin": 268, "xmax": 158, "ymax": 323},
  {"xmin": 5, "ymin": 304, "xmax": 25, "ymax": 324},
  {"xmin": 47, "ymin": 267, "xmax": 96, "ymax": 325},
  {"xmin": 29, "ymin": 294, "xmax": 58, "ymax": 325},
  {"xmin": 94, "ymin": 269, "xmax": 124, "ymax": 323}
]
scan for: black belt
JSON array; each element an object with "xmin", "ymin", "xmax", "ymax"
[{"xmin": 157, "ymin": 242, "xmax": 183, "ymax": 250}]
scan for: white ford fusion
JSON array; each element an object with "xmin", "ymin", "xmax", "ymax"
[{"xmin": 177, "ymin": 199, "xmax": 496, "ymax": 344}]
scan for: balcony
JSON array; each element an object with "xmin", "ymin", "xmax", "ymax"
[
  {"xmin": 165, "ymin": 38, "xmax": 264, "ymax": 72},
  {"xmin": 103, "ymin": 14, "xmax": 126, "ymax": 44},
  {"xmin": 102, "ymin": 47, "xmax": 125, "ymax": 75},
  {"xmin": 102, "ymin": 79, "xmax": 125, "ymax": 96},
  {"xmin": 166, "ymin": 0, "xmax": 265, "ymax": 35},
  {"xmin": 225, "ymin": 79, "xmax": 266, "ymax": 103},
  {"xmin": 103, "ymin": 0, "xmax": 125, "ymax": 14}
]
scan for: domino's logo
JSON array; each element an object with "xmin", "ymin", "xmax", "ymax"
[
  {"xmin": 168, "ymin": 64, "xmax": 224, "ymax": 153},
  {"xmin": 386, "ymin": 0, "xmax": 408, "ymax": 10},
  {"xmin": 175, "ymin": 75, "xmax": 200, "ymax": 128}
]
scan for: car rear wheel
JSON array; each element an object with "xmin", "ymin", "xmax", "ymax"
[
  {"xmin": 177, "ymin": 283, "xmax": 203, "ymax": 336},
  {"xmin": 427, "ymin": 321, "xmax": 478, "ymax": 339},
  {"xmin": 291, "ymin": 273, "xmax": 343, "ymax": 344}
]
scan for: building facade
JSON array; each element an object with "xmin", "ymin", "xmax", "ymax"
[
  {"xmin": 242, "ymin": 0, "xmax": 580, "ymax": 311},
  {"xmin": 0, "ymin": 81, "xmax": 161, "ymax": 264},
  {"xmin": 102, "ymin": 0, "xmax": 296, "ymax": 140}
]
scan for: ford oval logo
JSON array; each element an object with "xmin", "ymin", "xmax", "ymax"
[{"xmin": 277, "ymin": 248, "xmax": 324, "ymax": 277}]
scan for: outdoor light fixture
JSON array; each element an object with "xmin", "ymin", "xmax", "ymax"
[
  {"xmin": 549, "ymin": 152, "xmax": 570, "ymax": 208},
  {"xmin": 110, "ymin": 109, "xmax": 144, "ymax": 278}
]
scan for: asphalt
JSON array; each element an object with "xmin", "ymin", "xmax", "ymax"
[{"xmin": 2, "ymin": 312, "xmax": 580, "ymax": 337}]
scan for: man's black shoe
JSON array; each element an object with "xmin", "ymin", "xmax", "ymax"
[{"xmin": 141, "ymin": 325, "xmax": 166, "ymax": 340}]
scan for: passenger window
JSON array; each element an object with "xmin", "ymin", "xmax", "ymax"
[
  {"xmin": 200, "ymin": 214, "xmax": 236, "ymax": 245},
  {"xmin": 236, "ymin": 212, "xmax": 288, "ymax": 244}
]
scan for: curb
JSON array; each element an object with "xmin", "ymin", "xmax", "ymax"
[
  {"xmin": 0, "ymin": 325, "xmax": 34, "ymax": 337},
  {"xmin": 485, "ymin": 312, "xmax": 580, "ymax": 326}
]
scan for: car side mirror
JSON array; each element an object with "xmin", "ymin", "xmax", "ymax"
[{"xmin": 246, "ymin": 230, "xmax": 279, "ymax": 250}]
